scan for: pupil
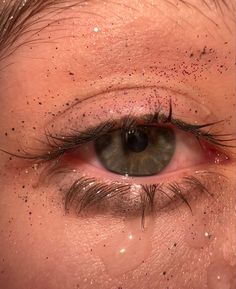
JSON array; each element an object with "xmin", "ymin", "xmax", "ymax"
[{"xmin": 125, "ymin": 128, "xmax": 149, "ymax": 153}]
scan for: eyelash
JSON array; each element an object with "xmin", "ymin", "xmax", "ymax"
[
  {"xmin": 63, "ymin": 174, "xmax": 212, "ymax": 218},
  {"xmin": 2, "ymin": 102, "xmax": 235, "ymax": 221},
  {"xmin": 7, "ymin": 102, "xmax": 234, "ymax": 161}
]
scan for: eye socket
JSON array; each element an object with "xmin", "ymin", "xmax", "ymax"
[
  {"xmin": 94, "ymin": 126, "xmax": 175, "ymax": 176},
  {"xmin": 3, "ymin": 107, "xmax": 232, "ymax": 217}
]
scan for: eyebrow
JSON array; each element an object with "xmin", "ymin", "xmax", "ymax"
[
  {"xmin": 0, "ymin": 0, "xmax": 234, "ymax": 62},
  {"xmin": 0, "ymin": 0, "xmax": 82, "ymax": 62}
]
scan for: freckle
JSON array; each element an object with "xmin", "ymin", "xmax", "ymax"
[{"xmin": 11, "ymin": 128, "xmax": 15, "ymax": 131}]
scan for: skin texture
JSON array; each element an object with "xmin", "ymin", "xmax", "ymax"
[{"xmin": 0, "ymin": 1, "xmax": 235, "ymax": 289}]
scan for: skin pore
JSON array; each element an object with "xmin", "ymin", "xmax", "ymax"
[{"xmin": 0, "ymin": 0, "xmax": 235, "ymax": 288}]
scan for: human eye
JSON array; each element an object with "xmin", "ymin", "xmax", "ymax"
[
  {"xmin": 5, "ymin": 89, "xmax": 234, "ymax": 223},
  {"xmin": 1, "ymin": 0, "xmax": 236, "ymax": 286}
]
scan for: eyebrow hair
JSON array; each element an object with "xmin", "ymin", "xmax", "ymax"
[
  {"xmin": 0, "ymin": 0, "xmax": 234, "ymax": 63},
  {"xmin": 0, "ymin": 0, "xmax": 82, "ymax": 62}
]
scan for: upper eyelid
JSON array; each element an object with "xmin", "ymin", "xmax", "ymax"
[
  {"xmin": 0, "ymin": 105, "xmax": 235, "ymax": 163},
  {"xmin": 19, "ymin": 112, "xmax": 236, "ymax": 160}
]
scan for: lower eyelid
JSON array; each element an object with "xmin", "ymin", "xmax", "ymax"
[
  {"xmin": 33, "ymin": 147, "xmax": 229, "ymax": 218},
  {"xmin": 49, "ymin": 166, "xmax": 226, "ymax": 219}
]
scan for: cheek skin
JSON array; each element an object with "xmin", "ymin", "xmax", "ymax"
[{"xmin": 0, "ymin": 165, "xmax": 235, "ymax": 289}]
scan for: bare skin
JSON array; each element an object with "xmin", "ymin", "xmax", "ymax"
[{"xmin": 0, "ymin": 1, "xmax": 235, "ymax": 289}]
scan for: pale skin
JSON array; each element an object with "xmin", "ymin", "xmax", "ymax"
[{"xmin": 0, "ymin": 1, "xmax": 236, "ymax": 289}]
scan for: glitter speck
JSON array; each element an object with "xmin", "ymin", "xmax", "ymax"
[
  {"xmin": 33, "ymin": 164, "xmax": 39, "ymax": 170},
  {"xmin": 120, "ymin": 248, "xmax": 126, "ymax": 254},
  {"xmin": 93, "ymin": 27, "xmax": 99, "ymax": 32}
]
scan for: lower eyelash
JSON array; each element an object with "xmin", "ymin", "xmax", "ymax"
[
  {"xmin": 65, "ymin": 178, "xmax": 131, "ymax": 214},
  {"xmin": 55, "ymin": 170, "xmax": 224, "ymax": 224}
]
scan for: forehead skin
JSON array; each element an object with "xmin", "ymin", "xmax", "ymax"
[
  {"xmin": 0, "ymin": 0, "xmax": 235, "ymax": 142},
  {"xmin": 0, "ymin": 1, "xmax": 235, "ymax": 289}
]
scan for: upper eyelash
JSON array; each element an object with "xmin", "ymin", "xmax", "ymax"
[{"xmin": 2, "ymin": 102, "xmax": 234, "ymax": 163}]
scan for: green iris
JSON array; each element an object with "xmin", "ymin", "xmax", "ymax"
[{"xmin": 94, "ymin": 126, "xmax": 175, "ymax": 176}]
